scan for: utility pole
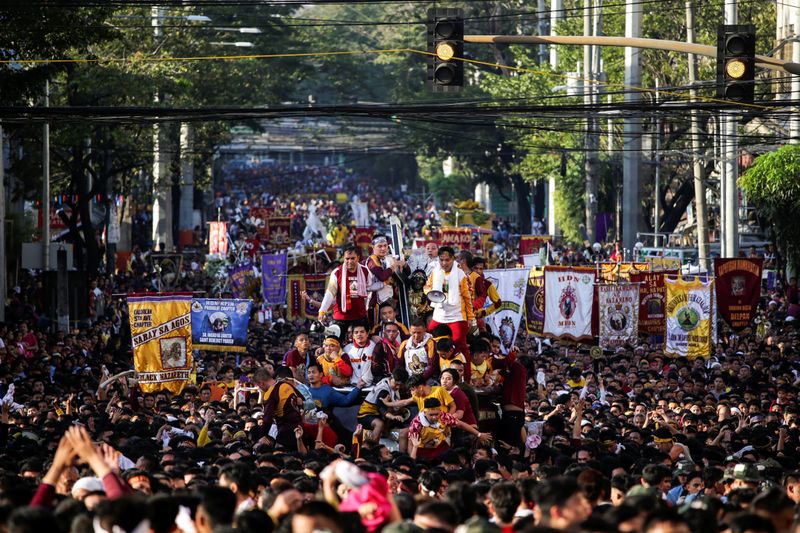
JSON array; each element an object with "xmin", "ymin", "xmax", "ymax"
[
  {"xmin": 584, "ymin": 0, "xmax": 599, "ymax": 242},
  {"xmin": 792, "ymin": 0, "xmax": 800, "ymax": 143},
  {"xmin": 723, "ymin": 0, "xmax": 739, "ymax": 258},
  {"xmin": 537, "ymin": 0, "xmax": 548, "ymax": 64},
  {"xmin": 686, "ymin": 0, "xmax": 710, "ymax": 271},
  {"xmin": 43, "ymin": 79, "xmax": 50, "ymax": 271},
  {"xmin": 178, "ymin": 122, "xmax": 194, "ymax": 248},
  {"xmin": 622, "ymin": 0, "xmax": 642, "ymax": 250},
  {"xmin": 550, "ymin": 0, "xmax": 564, "ymax": 69},
  {"xmin": 151, "ymin": 6, "xmax": 173, "ymax": 253}
]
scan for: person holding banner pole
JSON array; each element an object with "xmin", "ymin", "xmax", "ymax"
[
  {"xmin": 365, "ymin": 235, "xmax": 406, "ymax": 326},
  {"xmin": 318, "ymin": 246, "xmax": 377, "ymax": 344},
  {"xmin": 424, "ymin": 246, "xmax": 476, "ymax": 383},
  {"xmin": 469, "ymin": 257, "xmax": 502, "ymax": 332}
]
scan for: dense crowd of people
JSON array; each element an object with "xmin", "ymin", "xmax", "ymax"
[{"xmin": 1, "ymin": 161, "xmax": 800, "ymax": 533}]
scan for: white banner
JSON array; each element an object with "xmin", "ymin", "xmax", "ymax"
[
  {"xmin": 484, "ymin": 268, "xmax": 530, "ymax": 354},
  {"xmin": 543, "ymin": 267, "xmax": 595, "ymax": 342},
  {"xmin": 599, "ymin": 284, "xmax": 639, "ymax": 349}
]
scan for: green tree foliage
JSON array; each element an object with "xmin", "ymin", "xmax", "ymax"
[{"xmin": 739, "ymin": 145, "xmax": 800, "ymax": 269}]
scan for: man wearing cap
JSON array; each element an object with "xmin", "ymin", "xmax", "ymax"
[{"xmin": 318, "ymin": 245, "xmax": 376, "ymax": 344}]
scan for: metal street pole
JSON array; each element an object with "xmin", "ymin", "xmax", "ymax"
[
  {"xmin": 550, "ymin": 0, "xmax": 564, "ymax": 69},
  {"xmin": 43, "ymin": 80, "xmax": 50, "ymax": 271},
  {"xmin": 654, "ymin": 78, "xmax": 661, "ymax": 246},
  {"xmin": 723, "ymin": 0, "xmax": 739, "ymax": 258},
  {"xmin": 584, "ymin": 0, "xmax": 599, "ymax": 242},
  {"xmin": 0, "ymin": 125, "xmax": 5, "ymax": 321},
  {"xmin": 178, "ymin": 122, "xmax": 194, "ymax": 248},
  {"xmin": 686, "ymin": 0, "xmax": 710, "ymax": 271},
  {"xmin": 622, "ymin": 0, "xmax": 642, "ymax": 250}
]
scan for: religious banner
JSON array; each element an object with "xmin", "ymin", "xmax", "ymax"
[
  {"xmin": 598, "ymin": 284, "xmax": 640, "ymax": 349},
  {"xmin": 665, "ymin": 275, "xmax": 714, "ymax": 358},
  {"xmin": 303, "ymin": 274, "xmax": 327, "ymax": 318},
  {"xmin": 265, "ymin": 217, "xmax": 291, "ymax": 247},
  {"xmin": 438, "ymin": 227, "xmax": 473, "ymax": 250},
  {"xmin": 261, "ymin": 253, "xmax": 288, "ymax": 305},
  {"xmin": 191, "ymin": 298, "xmax": 252, "ymax": 353},
  {"xmin": 286, "ymin": 274, "xmax": 305, "ymax": 320},
  {"xmin": 599, "ymin": 262, "xmax": 651, "ymax": 282},
  {"xmin": 714, "ymin": 258, "xmax": 763, "ymax": 331},
  {"xmin": 483, "ymin": 268, "xmax": 529, "ymax": 354},
  {"xmin": 227, "ymin": 262, "xmax": 257, "ymax": 299},
  {"xmin": 248, "ymin": 207, "xmax": 273, "ymax": 236},
  {"xmin": 128, "ymin": 293, "xmax": 193, "ymax": 394},
  {"xmin": 519, "ymin": 235, "xmax": 552, "ymax": 256},
  {"xmin": 353, "ymin": 227, "xmax": 375, "ymax": 255},
  {"xmin": 543, "ymin": 266, "xmax": 596, "ymax": 342},
  {"xmin": 629, "ymin": 271, "xmax": 677, "ymax": 335},
  {"xmin": 647, "ymin": 257, "xmax": 682, "ymax": 271},
  {"xmin": 208, "ymin": 221, "xmax": 228, "ymax": 256},
  {"xmin": 524, "ymin": 268, "xmax": 545, "ymax": 335}
]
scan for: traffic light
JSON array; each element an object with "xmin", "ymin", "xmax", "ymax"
[
  {"xmin": 716, "ymin": 24, "xmax": 756, "ymax": 104},
  {"xmin": 427, "ymin": 8, "xmax": 464, "ymax": 92}
]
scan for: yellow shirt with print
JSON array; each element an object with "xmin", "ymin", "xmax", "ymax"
[{"xmin": 414, "ymin": 385, "xmax": 454, "ymax": 413}]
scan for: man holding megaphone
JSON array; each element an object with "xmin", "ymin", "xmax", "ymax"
[{"xmin": 423, "ymin": 246, "xmax": 476, "ymax": 383}]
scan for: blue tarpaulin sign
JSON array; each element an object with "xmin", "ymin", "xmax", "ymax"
[{"xmin": 191, "ymin": 298, "xmax": 252, "ymax": 352}]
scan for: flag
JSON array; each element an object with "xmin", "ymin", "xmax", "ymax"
[
  {"xmin": 249, "ymin": 207, "xmax": 273, "ymax": 236},
  {"xmin": 484, "ymin": 268, "xmax": 530, "ymax": 354},
  {"xmin": 208, "ymin": 222, "xmax": 228, "ymax": 255},
  {"xmin": 227, "ymin": 262, "xmax": 257, "ymax": 299},
  {"xmin": 598, "ymin": 284, "xmax": 639, "ymax": 349},
  {"xmin": 261, "ymin": 253, "xmax": 288, "ymax": 305},
  {"xmin": 519, "ymin": 235, "xmax": 552, "ymax": 256},
  {"xmin": 714, "ymin": 258, "xmax": 763, "ymax": 331},
  {"xmin": 524, "ymin": 268, "xmax": 545, "ymax": 335},
  {"xmin": 543, "ymin": 267, "xmax": 596, "ymax": 342},
  {"xmin": 191, "ymin": 298, "xmax": 252, "ymax": 353},
  {"xmin": 128, "ymin": 293, "xmax": 193, "ymax": 394},
  {"xmin": 629, "ymin": 270, "xmax": 677, "ymax": 335},
  {"xmin": 665, "ymin": 275, "xmax": 714, "ymax": 358}
]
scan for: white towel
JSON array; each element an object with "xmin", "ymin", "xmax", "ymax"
[{"xmin": 431, "ymin": 266, "xmax": 464, "ymax": 307}]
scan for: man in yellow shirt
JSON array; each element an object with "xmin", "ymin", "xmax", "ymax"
[{"xmin": 397, "ymin": 374, "xmax": 455, "ymax": 453}]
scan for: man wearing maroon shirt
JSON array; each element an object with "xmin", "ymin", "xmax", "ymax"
[
  {"xmin": 494, "ymin": 347, "xmax": 527, "ymax": 449},
  {"xmin": 365, "ymin": 235, "xmax": 406, "ymax": 326},
  {"xmin": 282, "ymin": 332, "xmax": 311, "ymax": 381},
  {"xmin": 318, "ymin": 246, "xmax": 376, "ymax": 343}
]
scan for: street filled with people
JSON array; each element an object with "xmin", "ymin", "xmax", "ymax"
[{"xmin": 1, "ymin": 161, "xmax": 800, "ymax": 533}]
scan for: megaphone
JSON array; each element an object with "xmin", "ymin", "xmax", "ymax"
[
  {"xmin": 311, "ymin": 321, "xmax": 342, "ymax": 339},
  {"xmin": 427, "ymin": 290, "xmax": 446, "ymax": 304}
]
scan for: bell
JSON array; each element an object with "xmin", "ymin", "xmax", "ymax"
[{"xmin": 427, "ymin": 290, "xmax": 446, "ymax": 304}]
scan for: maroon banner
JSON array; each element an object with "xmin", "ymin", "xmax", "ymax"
[
  {"xmin": 303, "ymin": 274, "xmax": 327, "ymax": 319},
  {"xmin": 630, "ymin": 270, "xmax": 677, "ymax": 335},
  {"xmin": 249, "ymin": 207, "xmax": 273, "ymax": 237},
  {"xmin": 438, "ymin": 227, "xmax": 473, "ymax": 250},
  {"xmin": 519, "ymin": 235, "xmax": 552, "ymax": 256},
  {"xmin": 265, "ymin": 217, "xmax": 291, "ymax": 247},
  {"xmin": 353, "ymin": 227, "xmax": 375, "ymax": 255},
  {"xmin": 714, "ymin": 258, "xmax": 763, "ymax": 331}
]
